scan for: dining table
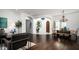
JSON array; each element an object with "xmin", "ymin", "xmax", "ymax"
[{"xmin": 53, "ymin": 30, "xmax": 71, "ymax": 40}]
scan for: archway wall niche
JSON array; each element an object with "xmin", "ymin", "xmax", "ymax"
[{"xmin": 33, "ymin": 17, "xmax": 53, "ymax": 34}]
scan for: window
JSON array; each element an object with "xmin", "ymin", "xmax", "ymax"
[
  {"xmin": 61, "ymin": 22, "xmax": 67, "ymax": 28},
  {"xmin": 55, "ymin": 20, "xmax": 61, "ymax": 30},
  {"xmin": 55, "ymin": 20, "xmax": 67, "ymax": 30}
]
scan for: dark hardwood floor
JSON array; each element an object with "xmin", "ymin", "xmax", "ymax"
[{"xmin": 30, "ymin": 34, "xmax": 79, "ymax": 50}]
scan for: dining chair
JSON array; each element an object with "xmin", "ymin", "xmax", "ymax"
[{"xmin": 70, "ymin": 29, "xmax": 78, "ymax": 41}]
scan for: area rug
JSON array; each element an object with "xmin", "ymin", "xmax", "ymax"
[{"xmin": 18, "ymin": 41, "xmax": 36, "ymax": 50}]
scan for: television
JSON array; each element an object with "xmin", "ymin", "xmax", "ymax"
[{"xmin": 0, "ymin": 17, "xmax": 7, "ymax": 28}]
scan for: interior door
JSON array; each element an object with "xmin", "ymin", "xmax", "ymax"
[
  {"xmin": 26, "ymin": 20, "xmax": 31, "ymax": 33},
  {"xmin": 46, "ymin": 21, "xmax": 50, "ymax": 33}
]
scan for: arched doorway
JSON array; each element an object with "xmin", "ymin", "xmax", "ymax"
[{"xmin": 46, "ymin": 21, "xmax": 50, "ymax": 33}]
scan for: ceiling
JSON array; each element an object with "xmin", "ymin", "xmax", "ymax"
[
  {"xmin": 1, "ymin": 9, "xmax": 79, "ymax": 18},
  {"xmin": 16, "ymin": 9, "xmax": 79, "ymax": 18}
]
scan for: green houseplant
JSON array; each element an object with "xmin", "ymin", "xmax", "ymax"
[
  {"xmin": 15, "ymin": 20, "xmax": 22, "ymax": 33},
  {"xmin": 36, "ymin": 21, "xmax": 41, "ymax": 33}
]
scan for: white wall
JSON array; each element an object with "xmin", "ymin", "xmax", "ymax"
[
  {"xmin": 20, "ymin": 13, "xmax": 30, "ymax": 33},
  {"xmin": 0, "ymin": 10, "xmax": 30, "ymax": 34},
  {"xmin": 66, "ymin": 13, "xmax": 79, "ymax": 30},
  {"xmin": 0, "ymin": 10, "xmax": 17, "ymax": 33},
  {"xmin": 0, "ymin": 9, "xmax": 79, "ymax": 35}
]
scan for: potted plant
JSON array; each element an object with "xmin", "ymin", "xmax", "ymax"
[
  {"xmin": 15, "ymin": 20, "xmax": 22, "ymax": 33},
  {"xmin": 36, "ymin": 21, "xmax": 41, "ymax": 33}
]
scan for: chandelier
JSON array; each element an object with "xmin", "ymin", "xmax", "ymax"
[{"xmin": 61, "ymin": 10, "xmax": 68, "ymax": 22}]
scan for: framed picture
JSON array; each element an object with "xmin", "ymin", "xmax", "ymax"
[{"xmin": 0, "ymin": 17, "xmax": 7, "ymax": 28}]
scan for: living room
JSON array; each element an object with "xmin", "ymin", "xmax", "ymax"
[{"xmin": 0, "ymin": 9, "xmax": 79, "ymax": 50}]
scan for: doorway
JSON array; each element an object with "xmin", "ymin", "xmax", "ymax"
[
  {"xmin": 46, "ymin": 21, "xmax": 50, "ymax": 33},
  {"xmin": 26, "ymin": 20, "xmax": 32, "ymax": 33}
]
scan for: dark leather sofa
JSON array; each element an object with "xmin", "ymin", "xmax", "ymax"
[{"xmin": 3, "ymin": 33, "xmax": 32, "ymax": 50}]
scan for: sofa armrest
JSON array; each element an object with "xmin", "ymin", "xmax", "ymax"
[
  {"xmin": 3, "ymin": 38, "xmax": 11, "ymax": 44},
  {"xmin": 3, "ymin": 38, "xmax": 11, "ymax": 49}
]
